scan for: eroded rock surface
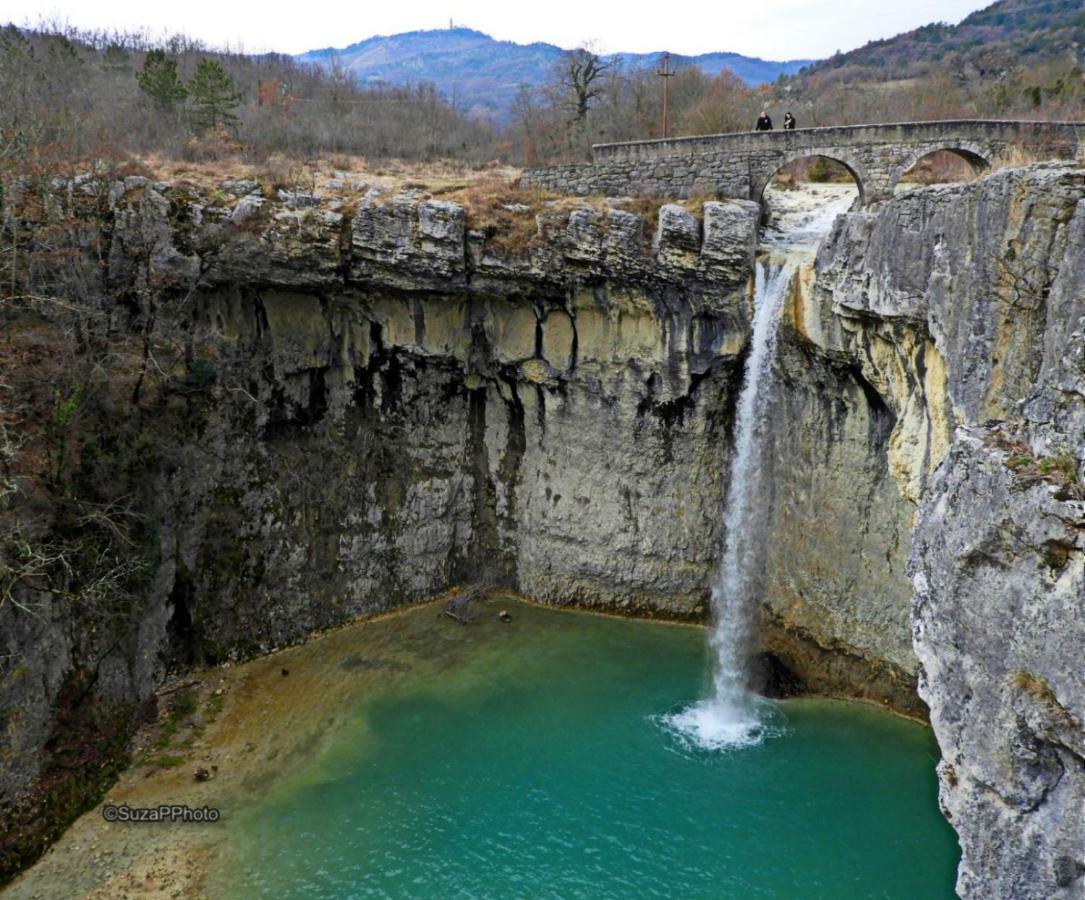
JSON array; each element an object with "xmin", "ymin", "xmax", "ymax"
[
  {"xmin": 791, "ymin": 163, "xmax": 1085, "ymax": 899},
  {"xmin": 0, "ymin": 182, "xmax": 760, "ymax": 851}
]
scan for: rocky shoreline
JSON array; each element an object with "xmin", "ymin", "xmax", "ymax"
[{"xmin": 1, "ymin": 594, "xmax": 937, "ymax": 900}]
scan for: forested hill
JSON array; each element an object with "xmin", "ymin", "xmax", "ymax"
[
  {"xmin": 801, "ymin": 0, "xmax": 1085, "ymax": 81},
  {"xmin": 296, "ymin": 28, "xmax": 813, "ymax": 121}
]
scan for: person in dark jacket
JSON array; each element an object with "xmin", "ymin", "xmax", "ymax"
[
  {"xmin": 755, "ymin": 110, "xmax": 773, "ymax": 131},
  {"xmin": 783, "ymin": 112, "xmax": 796, "ymax": 130}
]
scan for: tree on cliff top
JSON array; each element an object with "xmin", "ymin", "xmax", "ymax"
[
  {"xmin": 136, "ymin": 49, "xmax": 187, "ymax": 112},
  {"xmin": 188, "ymin": 58, "xmax": 242, "ymax": 132}
]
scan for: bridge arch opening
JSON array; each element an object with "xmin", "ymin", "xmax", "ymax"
[
  {"xmin": 895, "ymin": 148, "xmax": 989, "ymax": 195},
  {"xmin": 759, "ymin": 155, "xmax": 862, "ymax": 236}
]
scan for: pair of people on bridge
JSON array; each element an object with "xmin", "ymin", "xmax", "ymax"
[{"xmin": 755, "ymin": 111, "xmax": 796, "ymax": 131}]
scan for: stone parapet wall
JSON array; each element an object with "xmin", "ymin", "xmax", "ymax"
[{"xmin": 522, "ymin": 119, "xmax": 1085, "ymax": 202}]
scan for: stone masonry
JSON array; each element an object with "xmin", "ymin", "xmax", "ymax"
[{"xmin": 522, "ymin": 119, "xmax": 1085, "ymax": 203}]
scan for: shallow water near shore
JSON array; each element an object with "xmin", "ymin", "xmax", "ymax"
[{"xmin": 207, "ymin": 600, "xmax": 958, "ymax": 899}]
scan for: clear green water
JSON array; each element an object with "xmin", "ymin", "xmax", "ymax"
[{"xmin": 220, "ymin": 604, "xmax": 959, "ymax": 899}]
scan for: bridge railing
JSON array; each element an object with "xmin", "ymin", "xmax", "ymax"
[
  {"xmin": 591, "ymin": 119, "xmax": 1085, "ymax": 163},
  {"xmin": 521, "ymin": 119, "xmax": 1083, "ymax": 203}
]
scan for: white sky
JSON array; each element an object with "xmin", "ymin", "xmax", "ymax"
[{"xmin": 7, "ymin": 0, "xmax": 993, "ymax": 60}]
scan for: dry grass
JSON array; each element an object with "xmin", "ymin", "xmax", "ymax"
[
  {"xmin": 899, "ymin": 150, "xmax": 980, "ymax": 185},
  {"xmin": 1010, "ymin": 671, "xmax": 1080, "ymax": 726},
  {"xmin": 105, "ymin": 153, "xmax": 726, "ymax": 251},
  {"xmin": 1012, "ymin": 670, "xmax": 1058, "ymax": 703},
  {"xmin": 999, "ymin": 441, "xmax": 1083, "ymax": 500},
  {"xmin": 614, "ymin": 196, "xmax": 667, "ymax": 227},
  {"xmin": 438, "ymin": 176, "xmax": 558, "ymax": 250},
  {"xmin": 135, "ymin": 152, "xmax": 522, "ymax": 199},
  {"xmin": 612, "ymin": 192, "xmax": 716, "ymax": 231}
]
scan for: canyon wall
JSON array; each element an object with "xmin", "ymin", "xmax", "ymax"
[
  {"xmin": 2, "ymin": 163, "xmax": 1082, "ymax": 897},
  {"xmin": 2, "ymin": 183, "xmax": 763, "ymax": 867},
  {"xmin": 798, "ymin": 164, "xmax": 1084, "ymax": 899}
]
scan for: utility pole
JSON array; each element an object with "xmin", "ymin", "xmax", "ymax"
[{"xmin": 657, "ymin": 52, "xmax": 676, "ymax": 139}]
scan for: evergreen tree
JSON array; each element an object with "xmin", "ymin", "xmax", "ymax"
[
  {"xmin": 188, "ymin": 59, "xmax": 242, "ymax": 132},
  {"xmin": 102, "ymin": 43, "xmax": 130, "ymax": 73},
  {"xmin": 136, "ymin": 50, "xmax": 186, "ymax": 111}
]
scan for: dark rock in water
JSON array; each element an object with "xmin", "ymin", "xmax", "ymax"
[
  {"xmin": 444, "ymin": 587, "xmax": 486, "ymax": 625},
  {"xmin": 748, "ymin": 652, "xmax": 804, "ymax": 699},
  {"xmin": 339, "ymin": 652, "xmax": 408, "ymax": 673}
]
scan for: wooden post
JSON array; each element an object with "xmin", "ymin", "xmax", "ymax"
[{"xmin": 657, "ymin": 52, "xmax": 675, "ymax": 139}]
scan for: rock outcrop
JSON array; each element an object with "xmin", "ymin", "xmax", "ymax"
[
  {"xmin": 0, "ymin": 182, "xmax": 760, "ymax": 863},
  {"xmin": 791, "ymin": 163, "xmax": 1084, "ymax": 899}
]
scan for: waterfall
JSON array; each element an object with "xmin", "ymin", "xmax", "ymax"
[
  {"xmin": 705, "ymin": 262, "xmax": 793, "ymax": 731},
  {"xmin": 659, "ymin": 182, "xmax": 859, "ymax": 752},
  {"xmin": 664, "ymin": 261, "xmax": 794, "ymax": 750}
]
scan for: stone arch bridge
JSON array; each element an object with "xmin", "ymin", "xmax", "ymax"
[{"xmin": 521, "ymin": 120, "xmax": 1085, "ymax": 204}]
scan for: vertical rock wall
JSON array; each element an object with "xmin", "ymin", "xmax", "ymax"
[
  {"xmin": 0, "ymin": 186, "xmax": 760, "ymax": 855},
  {"xmin": 804, "ymin": 163, "xmax": 1085, "ymax": 899}
]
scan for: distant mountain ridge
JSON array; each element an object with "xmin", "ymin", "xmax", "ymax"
[
  {"xmin": 297, "ymin": 27, "xmax": 814, "ymax": 120},
  {"xmin": 797, "ymin": 0, "xmax": 1085, "ymax": 80}
]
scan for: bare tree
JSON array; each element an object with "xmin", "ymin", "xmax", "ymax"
[{"xmin": 561, "ymin": 47, "xmax": 617, "ymax": 122}]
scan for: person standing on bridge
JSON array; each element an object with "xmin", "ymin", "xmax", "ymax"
[
  {"xmin": 783, "ymin": 112, "xmax": 796, "ymax": 130},
  {"xmin": 755, "ymin": 110, "xmax": 774, "ymax": 131}
]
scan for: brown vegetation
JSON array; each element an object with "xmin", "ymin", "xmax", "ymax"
[
  {"xmin": 437, "ymin": 176, "xmax": 558, "ymax": 250},
  {"xmin": 987, "ymin": 429, "xmax": 1084, "ymax": 500},
  {"xmin": 779, "ymin": 0, "xmax": 1085, "ymax": 129},
  {"xmin": 0, "ymin": 22, "xmax": 498, "ymax": 173}
]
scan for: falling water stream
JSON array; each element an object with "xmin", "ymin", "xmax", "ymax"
[
  {"xmin": 3, "ymin": 182, "xmax": 958, "ymax": 900},
  {"xmin": 664, "ymin": 182, "xmax": 858, "ymax": 750},
  {"xmin": 662, "ymin": 261, "xmax": 793, "ymax": 748}
]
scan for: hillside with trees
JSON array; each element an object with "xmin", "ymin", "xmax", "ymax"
[
  {"xmin": 1, "ymin": 2, "xmax": 1083, "ymax": 172},
  {"xmin": 502, "ymin": 0, "xmax": 1085, "ymax": 162},
  {"xmin": 777, "ymin": 0, "xmax": 1085, "ymax": 125},
  {"xmin": 0, "ymin": 24, "xmax": 498, "ymax": 171},
  {"xmin": 805, "ymin": 0, "xmax": 1085, "ymax": 81},
  {"xmin": 297, "ymin": 27, "xmax": 811, "ymax": 121}
]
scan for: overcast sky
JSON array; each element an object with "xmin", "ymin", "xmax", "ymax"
[{"xmin": 7, "ymin": 0, "xmax": 993, "ymax": 60}]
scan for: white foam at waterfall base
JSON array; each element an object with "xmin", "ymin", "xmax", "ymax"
[{"xmin": 662, "ymin": 262, "xmax": 796, "ymax": 751}]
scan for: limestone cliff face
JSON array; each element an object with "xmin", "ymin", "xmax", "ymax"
[
  {"xmin": 0, "ymin": 181, "xmax": 759, "ymax": 840},
  {"xmin": 912, "ymin": 435, "xmax": 1083, "ymax": 900},
  {"xmin": 164, "ymin": 191, "xmax": 757, "ymax": 644},
  {"xmin": 754, "ymin": 168, "xmax": 1081, "ymax": 712},
  {"xmin": 793, "ymin": 164, "xmax": 1084, "ymax": 899},
  {"xmin": 757, "ymin": 322, "xmax": 918, "ymax": 711}
]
